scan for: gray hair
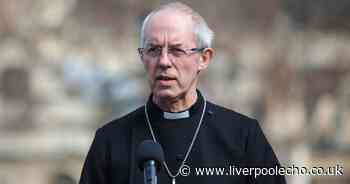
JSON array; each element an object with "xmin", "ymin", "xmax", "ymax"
[{"xmin": 140, "ymin": 2, "xmax": 214, "ymax": 48}]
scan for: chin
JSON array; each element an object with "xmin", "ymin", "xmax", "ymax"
[{"xmin": 153, "ymin": 88, "xmax": 178, "ymax": 99}]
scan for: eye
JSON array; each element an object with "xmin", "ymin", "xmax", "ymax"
[
  {"xmin": 169, "ymin": 48, "xmax": 186, "ymax": 57},
  {"xmin": 146, "ymin": 46, "xmax": 162, "ymax": 56}
]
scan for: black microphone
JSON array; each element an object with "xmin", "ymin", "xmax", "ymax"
[{"xmin": 136, "ymin": 140, "xmax": 164, "ymax": 184}]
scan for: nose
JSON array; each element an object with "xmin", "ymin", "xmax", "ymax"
[{"xmin": 158, "ymin": 47, "xmax": 172, "ymax": 68}]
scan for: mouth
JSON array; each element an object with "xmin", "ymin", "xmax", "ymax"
[
  {"xmin": 156, "ymin": 75, "xmax": 176, "ymax": 81},
  {"xmin": 155, "ymin": 75, "xmax": 177, "ymax": 85}
]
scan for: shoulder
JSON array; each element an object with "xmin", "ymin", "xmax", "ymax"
[
  {"xmin": 206, "ymin": 101, "xmax": 258, "ymax": 128},
  {"xmin": 97, "ymin": 105, "xmax": 145, "ymax": 136},
  {"xmin": 205, "ymin": 101, "xmax": 265, "ymax": 154}
]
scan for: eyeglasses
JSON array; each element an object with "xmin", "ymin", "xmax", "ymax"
[{"xmin": 138, "ymin": 46, "xmax": 205, "ymax": 59}]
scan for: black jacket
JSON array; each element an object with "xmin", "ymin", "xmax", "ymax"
[{"xmin": 79, "ymin": 95, "xmax": 286, "ymax": 184}]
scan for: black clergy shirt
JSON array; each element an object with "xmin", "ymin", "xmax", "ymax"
[{"xmin": 79, "ymin": 90, "xmax": 286, "ymax": 184}]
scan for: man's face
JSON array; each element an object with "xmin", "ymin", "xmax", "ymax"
[{"xmin": 141, "ymin": 11, "xmax": 203, "ymax": 99}]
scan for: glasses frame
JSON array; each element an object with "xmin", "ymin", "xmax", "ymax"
[{"xmin": 138, "ymin": 46, "xmax": 206, "ymax": 59}]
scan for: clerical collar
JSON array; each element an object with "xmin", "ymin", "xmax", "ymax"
[
  {"xmin": 147, "ymin": 90, "xmax": 204, "ymax": 120},
  {"xmin": 163, "ymin": 110, "xmax": 189, "ymax": 119}
]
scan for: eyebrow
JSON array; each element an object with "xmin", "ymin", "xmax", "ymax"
[
  {"xmin": 168, "ymin": 44, "xmax": 183, "ymax": 48},
  {"xmin": 146, "ymin": 43, "xmax": 183, "ymax": 48},
  {"xmin": 146, "ymin": 43, "xmax": 160, "ymax": 48}
]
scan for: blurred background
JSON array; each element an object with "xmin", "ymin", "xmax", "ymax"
[{"xmin": 0, "ymin": 0, "xmax": 349, "ymax": 183}]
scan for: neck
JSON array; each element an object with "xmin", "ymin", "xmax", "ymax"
[{"xmin": 152, "ymin": 89, "xmax": 198, "ymax": 112}]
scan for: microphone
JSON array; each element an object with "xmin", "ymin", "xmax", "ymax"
[{"xmin": 136, "ymin": 140, "xmax": 164, "ymax": 184}]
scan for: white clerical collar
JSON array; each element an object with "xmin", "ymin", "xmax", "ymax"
[{"xmin": 163, "ymin": 110, "xmax": 190, "ymax": 119}]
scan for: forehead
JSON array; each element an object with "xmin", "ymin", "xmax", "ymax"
[{"xmin": 144, "ymin": 10, "xmax": 196, "ymax": 46}]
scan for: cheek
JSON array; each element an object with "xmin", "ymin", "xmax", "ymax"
[
  {"xmin": 178, "ymin": 62, "xmax": 199, "ymax": 82},
  {"xmin": 143, "ymin": 61, "xmax": 156, "ymax": 78},
  {"xmin": 187, "ymin": 60, "xmax": 200, "ymax": 74}
]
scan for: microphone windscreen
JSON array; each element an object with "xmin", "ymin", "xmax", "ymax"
[{"xmin": 136, "ymin": 140, "xmax": 164, "ymax": 171}]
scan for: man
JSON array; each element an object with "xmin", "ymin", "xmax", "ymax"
[{"xmin": 80, "ymin": 2, "xmax": 286, "ymax": 184}]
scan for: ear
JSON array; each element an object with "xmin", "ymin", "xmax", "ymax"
[
  {"xmin": 138, "ymin": 48, "xmax": 145, "ymax": 62},
  {"xmin": 198, "ymin": 48, "xmax": 214, "ymax": 71}
]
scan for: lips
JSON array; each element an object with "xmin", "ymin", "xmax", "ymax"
[
  {"xmin": 156, "ymin": 75, "xmax": 176, "ymax": 81},
  {"xmin": 155, "ymin": 75, "xmax": 176, "ymax": 86}
]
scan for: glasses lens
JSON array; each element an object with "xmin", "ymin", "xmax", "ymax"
[
  {"xmin": 145, "ymin": 46, "xmax": 161, "ymax": 57},
  {"xmin": 168, "ymin": 47, "xmax": 186, "ymax": 58},
  {"xmin": 140, "ymin": 46, "xmax": 203, "ymax": 59}
]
